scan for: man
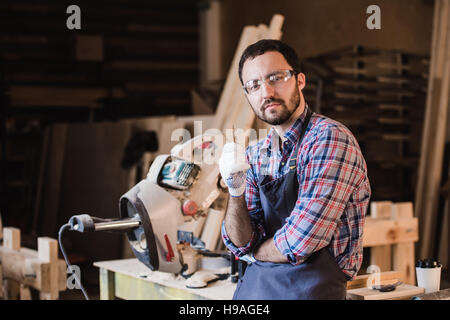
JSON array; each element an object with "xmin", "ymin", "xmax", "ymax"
[{"xmin": 219, "ymin": 40, "xmax": 371, "ymax": 300}]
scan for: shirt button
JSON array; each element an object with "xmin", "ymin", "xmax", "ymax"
[{"xmin": 281, "ymin": 162, "xmax": 285, "ymax": 165}]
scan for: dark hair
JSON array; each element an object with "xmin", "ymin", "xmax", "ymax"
[{"xmin": 238, "ymin": 39, "xmax": 302, "ymax": 85}]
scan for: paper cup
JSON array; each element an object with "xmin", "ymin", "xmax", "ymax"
[{"xmin": 416, "ymin": 266, "xmax": 441, "ymax": 293}]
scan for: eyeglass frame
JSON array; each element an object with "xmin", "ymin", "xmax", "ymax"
[{"xmin": 242, "ymin": 69, "xmax": 298, "ymax": 95}]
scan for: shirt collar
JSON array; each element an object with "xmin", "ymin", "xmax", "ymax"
[{"xmin": 261, "ymin": 104, "xmax": 310, "ymax": 152}]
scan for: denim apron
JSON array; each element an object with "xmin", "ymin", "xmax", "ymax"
[{"xmin": 233, "ymin": 108, "xmax": 348, "ymax": 300}]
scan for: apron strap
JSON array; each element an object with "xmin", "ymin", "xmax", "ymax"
[{"xmin": 289, "ymin": 107, "xmax": 313, "ymax": 169}]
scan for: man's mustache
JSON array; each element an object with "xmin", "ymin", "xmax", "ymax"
[{"xmin": 261, "ymin": 98, "xmax": 285, "ymax": 111}]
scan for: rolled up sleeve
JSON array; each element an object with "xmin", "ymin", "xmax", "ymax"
[{"xmin": 221, "ymin": 152, "xmax": 266, "ymax": 256}]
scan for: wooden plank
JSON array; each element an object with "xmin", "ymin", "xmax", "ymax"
[
  {"xmin": 58, "ymin": 259, "xmax": 67, "ymax": 291},
  {"xmin": 393, "ymin": 242, "xmax": 416, "ymax": 285},
  {"xmin": 0, "ymin": 245, "xmax": 66, "ymax": 292},
  {"xmin": 363, "ymin": 217, "xmax": 418, "ymax": 247},
  {"xmin": 370, "ymin": 201, "xmax": 393, "ymax": 219},
  {"xmin": 347, "ymin": 284, "xmax": 424, "ymax": 300},
  {"xmin": 19, "ymin": 284, "xmax": 32, "ymax": 300},
  {"xmin": 392, "ymin": 202, "xmax": 414, "ymax": 219},
  {"xmin": 212, "ymin": 25, "xmax": 258, "ymax": 130},
  {"xmin": 391, "ymin": 201, "xmax": 416, "ymax": 285},
  {"xmin": 99, "ymin": 267, "xmax": 116, "ymax": 300},
  {"xmin": 3, "ymin": 227, "xmax": 21, "ymax": 251},
  {"xmin": 200, "ymin": 208, "xmax": 226, "ymax": 252},
  {"xmin": 370, "ymin": 246, "xmax": 392, "ymax": 272},
  {"xmin": 416, "ymin": 0, "xmax": 450, "ymax": 258},
  {"xmin": 3, "ymin": 279, "xmax": 20, "ymax": 300},
  {"xmin": 347, "ymin": 271, "xmax": 400, "ymax": 290},
  {"xmin": 38, "ymin": 237, "xmax": 58, "ymax": 300}
]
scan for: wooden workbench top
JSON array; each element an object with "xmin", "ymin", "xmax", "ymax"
[{"xmin": 94, "ymin": 258, "xmax": 236, "ymax": 300}]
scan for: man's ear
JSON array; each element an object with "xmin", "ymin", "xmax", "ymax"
[{"xmin": 297, "ymin": 73, "xmax": 306, "ymax": 90}]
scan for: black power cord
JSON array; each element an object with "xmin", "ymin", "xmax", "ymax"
[{"xmin": 58, "ymin": 223, "xmax": 90, "ymax": 300}]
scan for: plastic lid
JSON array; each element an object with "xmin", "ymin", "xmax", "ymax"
[{"xmin": 416, "ymin": 259, "xmax": 442, "ymax": 268}]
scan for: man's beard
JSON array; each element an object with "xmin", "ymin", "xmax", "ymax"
[{"xmin": 254, "ymin": 86, "xmax": 301, "ymax": 125}]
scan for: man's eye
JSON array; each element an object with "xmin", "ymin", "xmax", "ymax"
[
  {"xmin": 247, "ymin": 81, "xmax": 260, "ymax": 90},
  {"xmin": 270, "ymin": 74, "xmax": 284, "ymax": 82}
]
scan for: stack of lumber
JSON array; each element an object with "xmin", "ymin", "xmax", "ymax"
[
  {"xmin": 364, "ymin": 201, "xmax": 418, "ymax": 285},
  {"xmin": 302, "ymin": 46, "xmax": 429, "ymax": 202},
  {"xmin": 198, "ymin": 14, "xmax": 285, "ymax": 252},
  {"xmin": 0, "ymin": 222, "xmax": 67, "ymax": 300}
]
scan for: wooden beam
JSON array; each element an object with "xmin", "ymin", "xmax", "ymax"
[
  {"xmin": 370, "ymin": 246, "xmax": 392, "ymax": 272},
  {"xmin": 38, "ymin": 237, "xmax": 59, "ymax": 300},
  {"xmin": 392, "ymin": 202, "xmax": 416, "ymax": 285},
  {"xmin": 99, "ymin": 268, "xmax": 116, "ymax": 300},
  {"xmin": 363, "ymin": 217, "xmax": 418, "ymax": 247},
  {"xmin": 347, "ymin": 284, "xmax": 424, "ymax": 300},
  {"xmin": 347, "ymin": 271, "xmax": 400, "ymax": 290},
  {"xmin": 370, "ymin": 201, "xmax": 393, "ymax": 219},
  {"xmin": 416, "ymin": 0, "xmax": 450, "ymax": 258},
  {"xmin": 3, "ymin": 227, "xmax": 20, "ymax": 251}
]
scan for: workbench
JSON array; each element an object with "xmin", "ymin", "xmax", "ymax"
[
  {"xmin": 93, "ymin": 259, "xmax": 236, "ymax": 300},
  {"xmin": 94, "ymin": 259, "xmax": 425, "ymax": 300}
]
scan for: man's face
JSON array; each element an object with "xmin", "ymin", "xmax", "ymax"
[{"xmin": 241, "ymin": 51, "xmax": 305, "ymax": 125}]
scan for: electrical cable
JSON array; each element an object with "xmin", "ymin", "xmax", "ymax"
[{"xmin": 58, "ymin": 223, "xmax": 90, "ymax": 300}]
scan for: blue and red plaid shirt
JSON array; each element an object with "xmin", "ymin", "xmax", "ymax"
[{"xmin": 221, "ymin": 106, "xmax": 371, "ymax": 279}]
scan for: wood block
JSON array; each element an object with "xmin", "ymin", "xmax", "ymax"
[
  {"xmin": 58, "ymin": 259, "xmax": 67, "ymax": 291},
  {"xmin": 19, "ymin": 284, "xmax": 31, "ymax": 300},
  {"xmin": 38, "ymin": 237, "xmax": 59, "ymax": 300},
  {"xmin": 99, "ymin": 268, "xmax": 116, "ymax": 300},
  {"xmin": 200, "ymin": 208, "xmax": 226, "ymax": 251},
  {"xmin": 3, "ymin": 279, "xmax": 20, "ymax": 300},
  {"xmin": 3, "ymin": 227, "xmax": 21, "ymax": 251},
  {"xmin": 347, "ymin": 284, "xmax": 424, "ymax": 300},
  {"xmin": 347, "ymin": 271, "xmax": 400, "ymax": 290},
  {"xmin": 392, "ymin": 202, "xmax": 414, "ymax": 219},
  {"xmin": 370, "ymin": 201, "xmax": 393, "ymax": 218},
  {"xmin": 363, "ymin": 217, "xmax": 418, "ymax": 247},
  {"xmin": 393, "ymin": 242, "xmax": 416, "ymax": 285},
  {"xmin": 370, "ymin": 245, "xmax": 392, "ymax": 272}
]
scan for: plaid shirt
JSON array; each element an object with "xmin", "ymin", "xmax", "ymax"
[{"xmin": 221, "ymin": 106, "xmax": 371, "ymax": 279}]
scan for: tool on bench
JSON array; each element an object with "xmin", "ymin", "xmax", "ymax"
[
  {"xmin": 371, "ymin": 281, "xmax": 403, "ymax": 292},
  {"xmin": 58, "ymin": 132, "xmax": 230, "ymax": 299}
]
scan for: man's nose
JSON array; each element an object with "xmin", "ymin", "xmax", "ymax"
[{"xmin": 260, "ymin": 81, "xmax": 275, "ymax": 99}]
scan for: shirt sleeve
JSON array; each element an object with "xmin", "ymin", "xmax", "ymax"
[
  {"xmin": 274, "ymin": 126, "xmax": 367, "ymax": 265},
  {"xmin": 221, "ymin": 149, "xmax": 266, "ymax": 257}
]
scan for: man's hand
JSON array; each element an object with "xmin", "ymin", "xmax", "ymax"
[
  {"xmin": 219, "ymin": 142, "xmax": 250, "ymax": 197},
  {"xmin": 254, "ymin": 238, "xmax": 289, "ymax": 263}
]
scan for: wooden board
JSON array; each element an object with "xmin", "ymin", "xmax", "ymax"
[
  {"xmin": 370, "ymin": 201, "xmax": 393, "ymax": 219},
  {"xmin": 415, "ymin": 0, "xmax": 450, "ymax": 258},
  {"xmin": 347, "ymin": 284, "xmax": 424, "ymax": 300},
  {"xmin": 370, "ymin": 245, "xmax": 392, "ymax": 272},
  {"xmin": 363, "ymin": 217, "xmax": 418, "ymax": 247},
  {"xmin": 347, "ymin": 271, "xmax": 400, "ymax": 290}
]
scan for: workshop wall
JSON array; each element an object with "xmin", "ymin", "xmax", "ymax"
[{"xmin": 219, "ymin": 0, "xmax": 433, "ymax": 75}]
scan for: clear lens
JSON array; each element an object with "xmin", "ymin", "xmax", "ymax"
[{"xmin": 244, "ymin": 70, "xmax": 293, "ymax": 94}]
